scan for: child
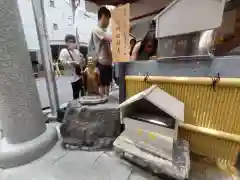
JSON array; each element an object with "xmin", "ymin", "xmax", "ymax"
[{"xmin": 84, "ymin": 57, "xmax": 100, "ymax": 96}]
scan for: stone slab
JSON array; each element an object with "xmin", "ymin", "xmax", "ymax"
[
  {"xmin": 0, "ymin": 124, "xmax": 58, "ymax": 169},
  {"xmin": 122, "ymin": 117, "xmax": 174, "ymax": 161},
  {"xmin": 114, "ymin": 135, "xmax": 190, "ymax": 180},
  {"xmin": 79, "ymin": 95, "xmax": 108, "ymax": 105},
  {"xmin": 82, "ymin": 153, "xmax": 132, "ymax": 180},
  {"xmin": 60, "ymin": 100, "xmax": 121, "ymax": 151}
]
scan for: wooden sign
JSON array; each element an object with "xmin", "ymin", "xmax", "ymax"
[{"xmin": 111, "ymin": 4, "xmax": 130, "ymax": 62}]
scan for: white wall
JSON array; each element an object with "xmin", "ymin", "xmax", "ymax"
[
  {"xmin": 130, "ymin": 0, "xmax": 170, "ymax": 19},
  {"xmin": 131, "ymin": 21, "xmax": 151, "ymax": 41},
  {"xmin": 75, "ymin": 1, "xmax": 98, "ymax": 45},
  {"xmin": 155, "ymin": 0, "xmax": 226, "ymax": 38},
  {"xmin": 17, "ymin": 0, "xmax": 39, "ymax": 51},
  {"xmin": 44, "ymin": 0, "xmax": 75, "ymax": 45}
]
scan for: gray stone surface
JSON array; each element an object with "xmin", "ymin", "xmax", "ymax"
[
  {"xmin": 0, "ymin": 123, "xmax": 237, "ymax": 180},
  {"xmin": 114, "ymin": 136, "xmax": 190, "ymax": 180},
  {"xmin": 0, "ymin": 0, "xmax": 58, "ymax": 169},
  {"xmin": 0, "ymin": 0, "xmax": 46, "ymax": 144},
  {"xmin": 79, "ymin": 95, "xmax": 108, "ymax": 105},
  {"xmin": 36, "ymin": 76, "xmax": 72, "ymax": 109},
  {"xmin": 0, "ymin": 124, "xmax": 58, "ymax": 169},
  {"xmin": 122, "ymin": 117, "xmax": 175, "ymax": 162},
  {"xmin": 60, "ymin": 97, "xmax": 121, "ymax": 150},
  {"xmin": 0, "ymin": 123, "xmax": 161, "ymax": 180}
]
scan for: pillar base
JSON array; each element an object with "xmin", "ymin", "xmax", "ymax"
[
  {"xmin": 46, "ymin": 113, "xmax": 58, "ymax": 122},
  {"xmin": 0, "ymin": 124, "xmax": 58, "ymax": 169}
]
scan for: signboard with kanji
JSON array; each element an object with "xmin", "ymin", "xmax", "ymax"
[{"xmin": 111, "ymin": 3, "xmax": 130, "ymax": 62}]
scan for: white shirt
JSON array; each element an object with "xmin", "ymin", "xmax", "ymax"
[
  {"xmin": 89, "ymin": 26, "xmax": 112, "ymax": 65},
  {"xmin": 59, "ymin": 48, "xmax": 85, "ymax": 82}
]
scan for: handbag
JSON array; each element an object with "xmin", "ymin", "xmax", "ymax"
[{"xmin": 67, "ymin": 49, "xmax": 82, "ymax": 76}]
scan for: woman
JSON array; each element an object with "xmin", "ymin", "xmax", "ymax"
[{"xmin": 130, "ymin": 30, "xmax": 158, "ymax": 61}]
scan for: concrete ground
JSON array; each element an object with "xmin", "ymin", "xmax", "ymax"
[
  {"xmin": 6, "ymin": 74, "xmax": 236, "ymax": 180},
  {"xmin": 35, "ymin": 75, "xmax": 75, "ymax": 109},
  {"xmin": 0, "ymin": 81, "xmax": 157, "ymax": 180},
  {"xmin": 0, "ymin": 122, "xmax": 160, "ymax": 180},
  {"xmin": 0, "ymin": 123, "xmax": 236, "ymax": 180}
]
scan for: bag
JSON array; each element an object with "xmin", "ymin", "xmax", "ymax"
[{"xmin": 67, "ymin": 49, "xmax": 82, "ymax": 76}]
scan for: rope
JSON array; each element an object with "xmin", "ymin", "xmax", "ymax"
[
  {"xmin": 143, "ymin": 72, "xmax": 221, "ymax": 92},
  {"xmin": 211, "ymin": 72, "xmax": 220, "ymax": 92},
  {"xmin": 143, "ymin": 72, "xmax": 151, "ymax": 85}
]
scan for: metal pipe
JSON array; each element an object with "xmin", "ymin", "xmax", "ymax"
[{"xmin": 31, "ymin": 0, "xmax": 60, "ymax": 118}]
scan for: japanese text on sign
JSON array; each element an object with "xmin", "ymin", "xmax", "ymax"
[{"xmin": 111, "ymin": 3, "xmax": 130, "ymax": 62}]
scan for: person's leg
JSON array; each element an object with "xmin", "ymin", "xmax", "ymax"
[
  {"xmin": 104, "ymin": 65, "xmax": 113, "ymax": 96},
  {"xmin": 71, "ymin": 80, "xmax": 81, "ymax": 100},
  {"xmin": 79, "ymin": 79, "xmax": 85, "ymax": 97},
  {"xmin": 105, "ymin": 86, "xmax": 110, "ymax": 96},
  {"xmin": 56, "ymin": 63, "xmax": 61, "ymax": 76},
  {"xmin": 99, "ymin": 86, "xmax": 105, "ymax": 97},
  {"xmin": 96, "ymin": 62, "xmax": 105, "ymax": 96}
]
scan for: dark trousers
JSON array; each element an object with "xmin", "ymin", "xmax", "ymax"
[
  {"xmin": 71, "ymin": 79, "xmax": 84, "ymax": 100},
  {"xmin": 96, "ymin": 62, "xmax": 113, "ymax": 87}
]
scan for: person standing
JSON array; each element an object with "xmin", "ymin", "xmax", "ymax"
[
  {"xmin": 88, "ymin": 7, "xmax": 112, "ymax": 96},
  {"xmin": 131, "ymin": 21, "xmax": 158, "ymax": 61},
  {"xmin": 130, "ymin": 30, "xmax": 158, "ymax": 61},
  {"xmin": 59, "ymin": 34, "xmax": 85, "ymax": 100}
]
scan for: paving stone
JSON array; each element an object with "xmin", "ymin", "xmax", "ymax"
[{"xmin": 82, "ymin": 153, "xmax": 132, "ymax": 180}]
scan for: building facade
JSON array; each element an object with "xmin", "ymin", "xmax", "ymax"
[
  {"xmin": 44, "ymin": 0, "xmax": 75, "ymax": 46},
  {"xmin": 18, "ymin": 0, "xmax": 76, "ymax": 62},
  {"xmin": 17, "ymin": 0, "xmax": 41, "ymax": 74}
]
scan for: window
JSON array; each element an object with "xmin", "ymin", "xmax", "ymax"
[
  {"xmin": 50, "ymin": 0, "xmax": 55, "ymax": 7},
  {"xmin": 53, "ymin": 23, "xmax": 59, "ymax": 30},
  {"xmin": 68, "ymin": 16, "xmax": 73, "ymax": 26}
]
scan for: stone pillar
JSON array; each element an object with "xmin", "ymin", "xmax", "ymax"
[{"xmin": 0, "ymin": 0, "xmax": 58, "ymax": 168}]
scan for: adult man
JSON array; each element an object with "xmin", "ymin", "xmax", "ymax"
[
  {"xmin": 59, "ymin": 34, "xmax": 85, "ymax": 100},
  {"xmin": 88, "ymin": 7, "xmax": 112, "ymax": 96}
]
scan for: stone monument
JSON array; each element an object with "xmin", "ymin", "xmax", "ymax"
[
  {"xmin": 61, "ymin": 55, "xmax": 120, "ymax": 150},
  {"xmin": 114, "ymin": 85, "xmax": 190, "ymax": 179},
  {"xmin": 0, "ymin": 0, "xmax": 58, "ymax": 168},
  {"xmin": 60, "ymin": 98, "xmax": 121, "ymax": 151}
]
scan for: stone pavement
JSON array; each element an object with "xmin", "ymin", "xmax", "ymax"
[
  {"xmin": 1, "ymin": 123, "xmax": 235, "ymax": 180},
  {"xmin": 35, "ymin": 76, "xmax": 74, "ymax": 108},
  {"xmin": 0, "ymin": 123, "xmax": 160, "ymax": 180}
]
